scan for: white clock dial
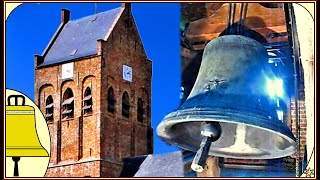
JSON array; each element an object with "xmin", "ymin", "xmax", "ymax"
[{"xmin": 123, "ymin": 65, "xmax": 132, "ymax": 82}]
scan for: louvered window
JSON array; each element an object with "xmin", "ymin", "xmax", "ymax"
[
  {"xmin": 108, "ymin": 87, "xmax": 115, "ymax": 113},
  {"xmin": 122, "ymin": 91, "xmax": 130, "ymax": 118},
  {"xmin": 62, "ymin": 88, "xmax": 74, "ymax": 119},
  {"xmin": 45, "ymin": 95, "xmax": 54, "ymax": 122},
  {"xmin": 83, "ymin": 87, "xmax": 92, "ymax": 115},
  {"xmin": 137, "ymin": 98, "xmax": 144, "ymax": 123}
]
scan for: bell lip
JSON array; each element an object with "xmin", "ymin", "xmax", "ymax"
[
  {"xmin": 5, "ymin": 148, "xmax": 49, "ymax": 157},
  {"xmin": 157, "ymin": 109, "xmax": 296, "ymax": 159},
  {"xmin": 6, "ymin": 105, "xmax": 35, "ymax": 110}
]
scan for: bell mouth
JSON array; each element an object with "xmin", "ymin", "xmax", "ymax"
[
  {"xmin": 157, "ymin": 108, "xmax": 296, "ymax": 159},
  {"xmin": 210, "ymin": 124, "xmax": 270, "ymax": 157},
  {"xmin": 212, "ymin": 146, "xmax": 268, "ymax": 157}
]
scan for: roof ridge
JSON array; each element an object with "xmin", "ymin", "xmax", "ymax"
[{"xmin": 70, "ymin": 7, "xmax": 122, "ymax": 22}]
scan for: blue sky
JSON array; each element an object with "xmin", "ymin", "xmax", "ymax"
[{"xmin": 6, "ymin": 3, "xmax": 181, "ymax": 154}]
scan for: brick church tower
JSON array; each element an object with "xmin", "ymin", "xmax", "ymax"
[{"xmin": 34, "ymin": 3, "xmax": 153, "ymax": 177}]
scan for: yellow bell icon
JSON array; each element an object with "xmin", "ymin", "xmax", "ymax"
[{"xmin": 6, "ymin": 95, "xmax": 49, "ymax": 176}]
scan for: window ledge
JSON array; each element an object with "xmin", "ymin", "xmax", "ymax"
[
  {"xmin": 121, "ymin": 117, "xmax": 131, "ymax": 122},
  {"xmin": 107, "ymin": 112, "xmax": 115, "ymax": 117},
  {"xmin": 61, "ymin": 117, "xmax": 74, "ymax": 122},
  {"xmin": 83, "ymin": 113, "xmax": 93, "ymax": 117},
  {"xmin": 137, "ymin": 122, "xmax": 147, "ymax": 126},
  {"xmin": 47, "ymin": 121, "xmax": 54, "ymax": 125}
]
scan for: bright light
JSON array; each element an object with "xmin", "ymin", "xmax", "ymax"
[
  {"xmin": 276, "ymin": 110, "xmax": 284, "ymax": 122},
  {"xmin": 266, "ymin": 77, "xmax": 284, "ymax": 98},
  {"xmin": 266, "ymin": 78, "xmax": 275, "ymax": 97},
  {"xmin": 274, "ymin": 78, "xmax": 283, "ymax": 97}
]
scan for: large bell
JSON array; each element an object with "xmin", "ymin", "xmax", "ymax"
[{"xmin": 157, "ymin": 35, "xmax": 296, "ymax": 160}]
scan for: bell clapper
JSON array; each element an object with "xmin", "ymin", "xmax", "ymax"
[
  {"xmin": 217, "ymin": 124, "xmax": 265, "ymax": 155},
  {"xmin": 191, "ymin": 122, "xmax": 222, "ymax": 172},
  {"xmin": 12, "ymin": 157, "xmax": 21, "ymax": 177}
]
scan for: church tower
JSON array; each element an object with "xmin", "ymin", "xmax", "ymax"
[{"xmin": 34, "ymin": 3, "xmax": 153, "ymax": 177}]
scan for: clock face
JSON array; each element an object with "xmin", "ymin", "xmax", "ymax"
[{"xmin": 123, "ymin": 65, "xmax": 132, "ymax": 82}]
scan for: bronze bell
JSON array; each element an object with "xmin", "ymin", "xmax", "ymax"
[{"xmin": 157, "ymin": 35, "xmax": 296, "ymax": 164}]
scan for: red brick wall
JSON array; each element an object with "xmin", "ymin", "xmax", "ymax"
[
  {"xmin": 135, "ymin": 125, "xmax": 149, "ymax": 156},
  {"xmin": 100, "ymin": 161, "xmax": 123, "ymax": 177},
  {"xmin": 45, "ymin": 161, "xmax": 100, "ymax": 177},
  {"xmin": 35, "ymin": 6, "xmax": 152, "ymax": 177},
  {"xmin": 290, "ymin": 91, "xmax": 307, "ymax": 159},
  {"xmin": 223, "ymin": 158, "xmax": 268, "ymax": 165},
  {"xmin": 81, "ymin": 76, "xmax": 99, "ymax": 159},
  {"xmin": 60, "ymin": 80, "xmax": 78, "ymax": 162},
  {"xmin": 36, "ymin": 55, "xmax": 103, "ymax": 176},
  {"xmin": 99, "ymin": 6, "xmax": 153, "ymax": 165},
  {"xmin": 38, "ymin": 84, "xmax": 55, "ymax": 163}
]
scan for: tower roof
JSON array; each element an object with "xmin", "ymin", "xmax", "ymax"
[{"xmin": 38, "ymin": 7, "xmax": 123, "ymax": 67}]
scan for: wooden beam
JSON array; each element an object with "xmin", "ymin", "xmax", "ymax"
[
  {"xmin": 196, "ymin": 156, "xmax": 220, "ymax": 177},
  {"xmin": 185, "ymin": 3, "xmax": 288, "ymax": 44}
]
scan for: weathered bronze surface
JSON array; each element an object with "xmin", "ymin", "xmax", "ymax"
[{"xmin": 158, "ymin": 35, "xmax": 296, "ymax": 159}]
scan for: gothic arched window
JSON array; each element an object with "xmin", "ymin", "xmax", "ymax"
[
  {"xmin": 122, "ymin": 91, "xmax": 130, "ymax": 118},
  {"xmin": 45, "ymin": 95, "xmax": 54, "ymax": 122},
  {"xmin": 137, "ymin": 98, "xmax": 144, "ymax": 123},
  {"xmin": 62, "ymin": 88, "xmax": 74, "ymax": 119},
  {"xmin": 83, "ymin": 87, "xmax": 92, "ymax": 115},
  {"xmin": 107, "ymin": 87, "xmax": 115, "ymax": 113}
]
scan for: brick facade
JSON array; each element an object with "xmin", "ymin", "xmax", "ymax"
[{"xmin": 35, "ymin": 5, "xmax": 153, "ymax": 177}]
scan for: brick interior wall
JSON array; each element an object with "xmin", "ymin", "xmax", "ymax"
[{"xmin": 290, "ymin": 91, "xmax": 307, "ymax": 160}]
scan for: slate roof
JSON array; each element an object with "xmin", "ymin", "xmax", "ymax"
[
  {"xmin": 134, "ymin": 151, "xmax": 185, "ymax": 177},
  {"xmin": 39, "ymin": 7, "xmax": 123, "ymax": 67}
]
